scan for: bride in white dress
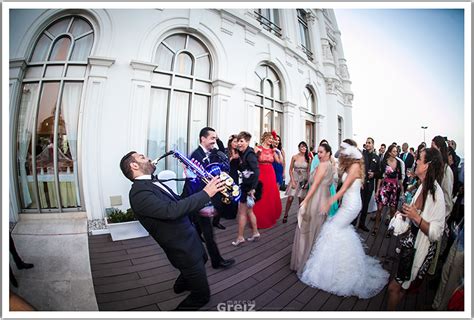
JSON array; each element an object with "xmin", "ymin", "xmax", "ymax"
[{"xmin": 299, "ymin": 141, "xmax": 389, "ymax": 299}]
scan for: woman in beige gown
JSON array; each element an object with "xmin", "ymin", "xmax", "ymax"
[{"xmin": 290, "ymin": 144, "xmax": 334, "ymax": 275}]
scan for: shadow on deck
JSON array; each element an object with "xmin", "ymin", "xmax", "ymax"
[{"xmin": 88, "ymin": 198, "xmax": 438, "ymax": 311}]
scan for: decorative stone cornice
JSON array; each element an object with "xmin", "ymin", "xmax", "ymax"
[
  {"xmin": 10, "ymin": 58, "xmax": 27, "ymax": 70},
  {"xmin": 212, "ymin": 79, "xmax": 236, "ymax": 89},
  {"xmin": 130, "ymin": 60, "xmax": 156, "ymax": 72},
  {"xmin": 242, "ymin": 87, "xmax": 259, "ymax": 96},
  {"xmin": 88, "ymin": 56, "xmax": 115, "ymax": 67}
]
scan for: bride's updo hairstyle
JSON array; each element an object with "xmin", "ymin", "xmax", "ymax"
[{"xmin": 337, "ymin": 139, "xmax": 365, "ymax": 181}]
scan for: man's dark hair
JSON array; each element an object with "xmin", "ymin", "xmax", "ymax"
[
  {"xmin": 199, "ymin": 127, "xmax": 215, "ymax": 141},
  {"xmin": 237, "ymin": 131, "xmax": 252, "ymax": 142},
  {"xmin": 381, "ymin": 143, "xmax": 386, "ymax": 148},
  {"xmin": 366, "ymin": 137, "xmax": 374, "ymax": 144},
  {"xmin": 120, "ymin": 151, "xmax": 137, "ymax": 182}
]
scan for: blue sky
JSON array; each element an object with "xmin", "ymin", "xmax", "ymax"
[{"xmin": 334, "ymin": 9, "xmax": 465, "ymax": 157}]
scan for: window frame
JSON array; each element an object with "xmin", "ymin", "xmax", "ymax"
[
  {"xmin": 14, "ymin": 15, "xmax": 93, "ymax": 213},
  {"xmin": 297, "ymin": 9, "xmax": 313, "ymax": 61},
  {"xmin": 254, "ymin": 64, "xmax": 284, "ymax": 139},
  {"xmin": 150, "ymin": 33, "xmax": 213, "ymax": 160}
]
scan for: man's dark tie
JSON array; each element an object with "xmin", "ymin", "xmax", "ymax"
[{"xmin": 152, "ymin": 174, "xmax": 180, "ymax": 200}]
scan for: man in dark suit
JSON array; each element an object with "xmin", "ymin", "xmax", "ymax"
[
  {"xmin": 400, "ymin": 142, "xmax": 415, "ymax": 190},
  {"xmin": 183, "ymin": 127, "xmax": 235, "ymax": 270},
  {"xmin": 120, "ymin": 151, "xmax": 225, "ymax": 311},
  {"xmin": 354, "ymin": 137, "xmax": 380, "ymax": 231}
]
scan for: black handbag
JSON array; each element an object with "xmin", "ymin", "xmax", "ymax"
[
  {"xmin": 279, "ymin": 180, "xmax": 287, "ymax": 191},
  {"xmin": 395, "ymin": 227, "xmax": 417, "ymax": 282}
]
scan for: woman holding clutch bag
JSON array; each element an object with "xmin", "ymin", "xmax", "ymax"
[
  {"xmin": 387, "ymin": 148, "xmax": 445, "ymax": 310},
  {"xmin": 290, "ymin": 143, "xmax": 333, "ymax": 275}
]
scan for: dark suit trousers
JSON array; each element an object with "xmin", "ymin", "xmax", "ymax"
[
  {"xmin": 358, "ymin": 180, "xmax": 375, "ymax": 227},
  {"xmin": 196, "ymin": 215, "xmax": 223, "ymax": 266},
  {"xmin": 174, "ymin": 259, "xmax": 210, "ymax": 310}
]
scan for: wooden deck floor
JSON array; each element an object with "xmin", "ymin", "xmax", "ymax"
[{"xmin": 88, "ymin": 198, "xmax": 438, "ymax": 311}]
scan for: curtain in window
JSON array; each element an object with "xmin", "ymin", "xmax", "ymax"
[
  {"xmin": 148, "ymin": 88, "xmax": 169, "ymax": 173},
  {"xmin": 17, "ymin": 84, "xmax": 40, "ymax": 207},
  {"xmin": 60, "ymin": 82, "xmax": 82, "ymax": 206}
]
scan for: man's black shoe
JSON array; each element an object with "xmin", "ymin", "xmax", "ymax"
[
  {"xmin": 358, "ymin": 224, "xmax": 370, "ymax": 232},
  {"xmin": 17, "ymin": 262, "xmax": 34, "ymax": 270},
  {"xmin": 213, "ymin": 223, "xmax": 226, "ymax": 230},
  {"xmin": 173, "ymin": 282, "xmax": 189, "ymax": 294},
  {"xmin": 212, "ymin": 258, "xmax": 235, "ymax": 269}
]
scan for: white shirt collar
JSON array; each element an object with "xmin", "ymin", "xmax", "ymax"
[
  {"xmin": 199, "ymin": 144, "xmax": 211, "ymax": 154},
  {"xmin": 135, "ymin": 174, "xmax": 173, "ymax": 196},
  {"xmin": 135, "ymin": 174, "xmax": 152, "ymax": 180}
]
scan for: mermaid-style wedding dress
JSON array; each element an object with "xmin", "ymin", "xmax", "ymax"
[{"xmin": 299, "ymin": 173, "xmax": 389, "ymax": 299}]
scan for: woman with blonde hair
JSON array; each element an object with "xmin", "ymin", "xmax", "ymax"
[
  {"xmin": 299, "ymin": 140, "xmax": 389, "ymax": 299},
  {"xmin": 252, "ymin": 132, "xmax": 283, "ymax": 230}
]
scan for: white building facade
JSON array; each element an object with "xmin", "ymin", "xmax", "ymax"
[{"xmin": 9, "ymin": 8, "xmax": 354, "ymax": 221}]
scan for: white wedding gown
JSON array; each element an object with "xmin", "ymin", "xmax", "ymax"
[{"xmin": 299, "ymin": 173, "xmax": 389, "ymax": 299}]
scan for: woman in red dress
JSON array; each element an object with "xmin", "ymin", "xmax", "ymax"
[{"xmin": 252, "ymin": 132, "xmax": 283, "ymax": 230}]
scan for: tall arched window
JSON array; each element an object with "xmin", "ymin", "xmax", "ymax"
[
  {"xmin": 15, "ymin": 16, "xmax": 93, "ymax": 212},
  {"xmin": 148, "ymin": 33, "xmax": 212, "ymax": 180},
  {"xmin": 303, "ymin": 86, "xmax": 317, "ymax": 149},
  {"xmin": 253, "ymin": 64, "xmax": 284, "ymax": 141}
]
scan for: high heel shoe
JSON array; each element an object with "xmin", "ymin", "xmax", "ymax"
[
  {"xmin": 232, "ymin": 238, "xmax": 245, "ymax": 246},
  {"xmin": 246, "ymin": 233, "xmax": 261, "ymax": 242},
  {"xmin": 282, "ymin": 215, "xmax": 288, "ymax": 223},
  {"xmin": 371, "ymin": 228, "xmax": 378, "ymax": 237}
]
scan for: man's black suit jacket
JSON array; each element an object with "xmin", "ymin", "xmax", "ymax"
[
  {"xmin": 129, "ymin": 179, "xmax": 210, "ymax": 269},
  {"xmin": 182, "ymin": 147, "xmax": 225, "ymax": 209},
  {"xmin": 400, "ymin": 152, "xmax": 415, "ymax": 170}
]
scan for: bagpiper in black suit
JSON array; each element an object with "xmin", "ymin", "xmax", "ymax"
[
  {"xmin": 120, "ymin": 151, "xmax": 225, "ymax": 311},
  {"xmin": 182, "ymin": 127, "xmax": 235, "ymax": 270}
]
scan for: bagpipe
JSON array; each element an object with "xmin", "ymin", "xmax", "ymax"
[{"xmin": 152, "ymin": 150, "xmax": 241, "ymax": 204}]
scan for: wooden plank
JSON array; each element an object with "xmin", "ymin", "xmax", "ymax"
[
  {"xmin": 282, "ymin": 299, "xmax": 305, "ymax": 311},
  {"xmin": 202, "ymin": 277, "xmax": 259, "ymax": 311},
  {"xmin": 263, "ymin": 278, "xmax": 306, "ymax": 311},
  {"xmin": 209, "ymin": 244, "xmax": 292, "ymax": 295},
  {"xmin": 91, "ymin": 260, "xmax": 166, "ymax": 278},
  {"xmin": 303, "ymin": 290, "xmax": 332, "ymax": 311},
  {"xmin": 337, "ymin": 296, "xmax": 359, "ymax": 311},
  {"xmin": 255, "ymin": 288, "xmax": 282, "ymax": 311},
  {"xmin": 223, "ymin": 263, "xmax": 292, "ymax": 303},
  {"xmin": 90, "ymin": 259, "xmax": 132, "ymax": 271},
  {"xmin": 131, "ymin": 303, "xmax": 160, "ymax": 311},
  {"xmin": 320, "ymin": 293, "xmax": 344, "ymax": 311},
  {"xmin": 294, "ymin": 286, "xmax": 320, "ymax": 305},
  {"xmin": 95, "ymin": 287, "xmax": 148, "ymax": 304},
  {"xmin": 92, "ymin": 272, "xmax": 140, "ymax": 286},
  {"xmin": 365, "ymin": 287, "xmax": 387, "ymax": 311},
  {"xmin": 99, "ymin": 289, "xmax": 185, "ymax": 311}
]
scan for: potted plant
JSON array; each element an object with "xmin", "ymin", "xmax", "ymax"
[{"xmin": 104, "ymin": 208, "xmax": 149, "ymax": 241}]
